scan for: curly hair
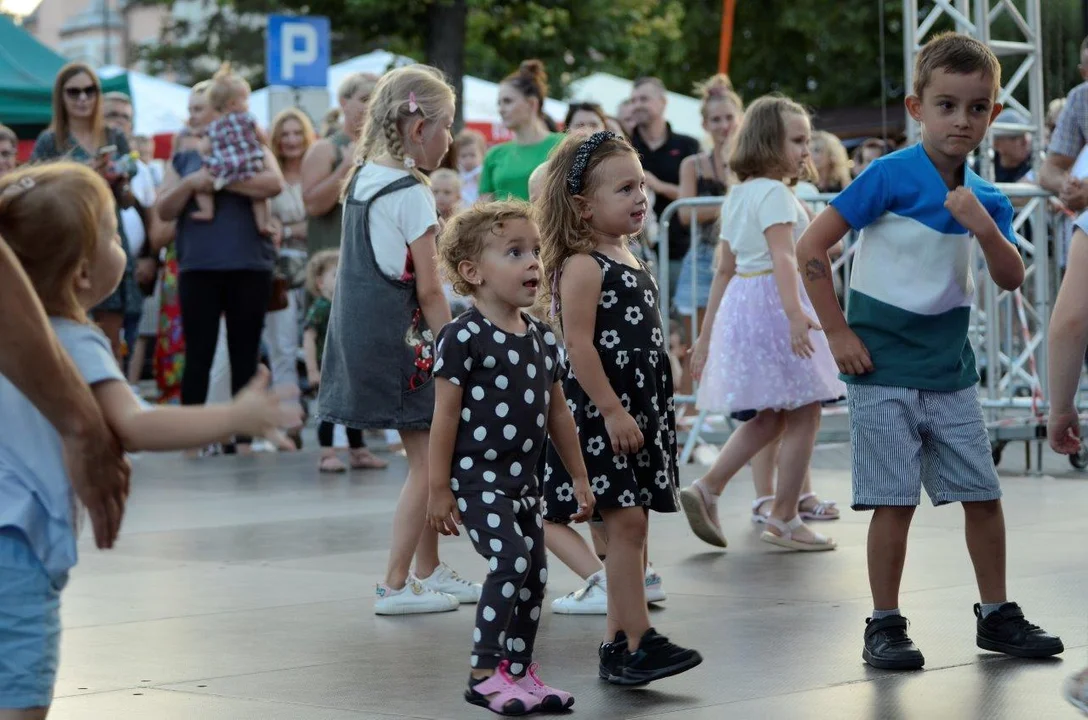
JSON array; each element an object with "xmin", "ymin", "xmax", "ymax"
[
  {"xmin": 305, "ymin": 249, "xmax": 339, "ymax": 297},
  {"xmin": 537, "ymin": 132, "xmax": 638, "ymax": 321},
  {"xmin": 437, "ymin": 200, "xmax": 534, "ymax": 297}
]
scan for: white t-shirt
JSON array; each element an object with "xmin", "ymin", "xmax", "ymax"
[
  {"xmin": 719, "ymin": 178, "xmax": 810, "ymax": 274},
  {"xmin": 350, "ymin": 164, "xmax": 439, "ymax": 279},
  {"xmin": 121, "ymin": 161, "xmax": 158, "ymax": 257}
]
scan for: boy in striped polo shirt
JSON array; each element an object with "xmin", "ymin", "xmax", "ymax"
[{"xmin": 797, "ymin": 32, "xmax": 1064, "ymax": 671}]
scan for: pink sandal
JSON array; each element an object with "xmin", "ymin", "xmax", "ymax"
[
  {"xmin": 516, "ymin": 662, "xmax": 574, "ymax": 711},
  {"xmin": 464, "ymin": 660, "xmax": 541, "ymax": 716},
  {"xmin": 680, "ymin": 478, "xmax": 727, "ymax": 547}
]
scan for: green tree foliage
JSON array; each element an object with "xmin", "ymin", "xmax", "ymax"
[{"xmin": 134, "ymin": 0, "xmax": 1084, "ymax": 115}]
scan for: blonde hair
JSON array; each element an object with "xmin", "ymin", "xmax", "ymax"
[
  {"xmin": 538, "ymin": 132, "xmax": 638, "ymax": 319},
  {"xmin": 694, "ymin": 74, "xmax": 743, "ymax": 120},
  {"xmin": 438, "ymin": 200, "xmax": 534, "ymax": 297},
  {"xmin": 207, "ymin": 63, "xmax": 250, "ymax": 113},
  {"xmin": 430, "ymin": 167, "xmax": 461, "ymax": 189},
  {"xmin": 349, "ymin": 65, "xmax": 456, "ymax": 186},
  {"xmin": 527, "ymin": 162, "xmax": 548, "ymax": 204},
  {"xmin": 305, "ymin": 249, "xmax": 339, "ymax": 297},
  {"xmin": 0, "ymin": 163, "xmax": 114, "ymax": 321},
  {"xmin": 730, "ymin": 94, "xmax": 815, "ymax": 185},
  {"xmin": 338, "ymin": 72, "xmax": 379, "ymax": 103},
  {"xmin": 914, "ymin": 31, "xmax": 1000, "ymax": 99},
  {"xmin": 454, "ymin": 128, "xmax": 486, "ymax": 154},
  {"xmin": 270, "ymin": 107, "xmax": 316, "ymax": 164},
  {"xmin": 811, "ymin": 130, "xmax": 851, "ymax": 190}
]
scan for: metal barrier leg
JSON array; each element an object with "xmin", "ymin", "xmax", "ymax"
[{"xmin": 679, "ymin": 408, "xmax": 710, "ymax": 465}]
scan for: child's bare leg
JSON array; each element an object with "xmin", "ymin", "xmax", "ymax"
[
  {"xmin": 414, "ymin": 523, "xmax": 440, "ymax": 579},
  {"xmin": 191, "ymin": 191, "xmax": 215, "ymax": 221},
  {"xmin": 963, "ymin": 500, "xmax": 1007, "ymax": 604},
  {"xmin": 252, "ymin": 198, "xmax": 272, "ymax": 235},
  {"xmin": 600, "ymin": 507, "xmax": 650, "ymax": 646},
  {"xmin": 544, "ymin": 521, "xmax": 603, "ymax": 579},
  {"xmin": 589, "ymin": 522, "xmax": 608, "ymax": 559},
  {"xmin": 384, "ymin": 429, "xmax": 430, "ymax": 588},
  {"xmin": 766, "ymin": 403, "xmax": 823, "ymax": 542},
  {"xmin": 868, "ymin": 506, "xmax": 915, "ymax": 610},
  {"xmin": 702, "ymin": 410, "xmax": 785, "ymax": 494},
  {"xmin": 126, "ymin": 336, "xmax": 148, "ymax": 385}
]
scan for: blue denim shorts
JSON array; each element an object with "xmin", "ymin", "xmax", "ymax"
[
  {"xmin": 0, "ymin": 528, "xmax": 66, "ymax": 710},
  {"xmin": 673, "ymin": 243, "xmax": 716, "ymax": 316}
]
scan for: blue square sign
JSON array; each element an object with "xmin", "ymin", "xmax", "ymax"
[{"xmin": 266, "ymin": 15, "xmax": 330, "ymax": 88}]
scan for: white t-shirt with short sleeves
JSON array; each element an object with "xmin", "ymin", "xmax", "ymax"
[
  {"xmin": 719, "ymin": 178, "xmax": 810, "ymax": 274},
  {"xmin": 349, "ymin": 164, "xmax": 439, "ymax": 280}
]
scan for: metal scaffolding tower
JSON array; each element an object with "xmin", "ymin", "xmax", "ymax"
[{"xmin": 903, "ymin": 0, "xmax": 1055, "ymax": 468}]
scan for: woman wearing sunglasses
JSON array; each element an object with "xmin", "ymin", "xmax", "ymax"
[{"xmin": 30, "ymin": 62, "xmax": 142, "ymax": 364}]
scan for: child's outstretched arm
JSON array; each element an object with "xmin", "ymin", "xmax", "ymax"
[
  {"xmin": 560, "ymin": 254, "xmax": 644, "ymax": 455},
  {"xmin": 93, "ymin": 366, "xmax": 299, "ymax": 452},
  {"xmin": 427, "ymin": 377, "xmax": 462, "ymax": 536},
  {"xmin": 1048, "ymin": 228, "xmax": 1088, "ymax": 453},
  {"xmin": 546, "ymin": 381, "xmax": 594, "ymax": 523},
  {"xmin": 796, "ymin": 207, "xmax": 873, "ymax": 375},
  {"xmin": 690, "ymin": 243, "xmax": 734, "ymax": 380}
]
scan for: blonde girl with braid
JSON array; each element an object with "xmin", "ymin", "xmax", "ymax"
[{"xmin": 316, "ymin": 65, "xmax": 483, "ymax": 614}]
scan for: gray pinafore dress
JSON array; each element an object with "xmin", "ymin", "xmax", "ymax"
[{"xmin": 316, "ymin": 171, "xmax": 436, "ymax": 431}]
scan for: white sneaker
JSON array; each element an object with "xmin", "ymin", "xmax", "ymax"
[
  {"xmin": 645, "ymin": 566, "xmax": 667, "ymax": 604},
  {"xmin": 374, "ymin": 576, "xmax": 459, "ymax": 615},
  {"xmin": 418, "ymin": 562, "xmax": 482, "ymax": 604},
  {"xmin": 1064, "ymin": 668, "xmax": 1088, "ymax": 714},
  {"xmin": 551, "ymin": 572, "xmax": 608, "ymax": 615}
]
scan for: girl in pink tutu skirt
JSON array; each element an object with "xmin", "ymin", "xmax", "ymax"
[{"xmin": 681, "ymin": 95, "xmax": 845, "ymax": 552}]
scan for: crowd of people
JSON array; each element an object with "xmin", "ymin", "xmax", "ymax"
[{"xmin": 4, "ymin": 29, "xmax": 1088, "ymax": 718}]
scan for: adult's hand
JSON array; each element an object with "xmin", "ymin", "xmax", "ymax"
[
  {"xmin": 1059, "ymin": 177, "xmax": 1088, "ymax": 213},
  {"xmin": 62, "ymin": 426, "xmax": 130, "ymax": 549},
  {"xmin": 186, "ymin": 167, "xmax": 216, "ymax": 194}
]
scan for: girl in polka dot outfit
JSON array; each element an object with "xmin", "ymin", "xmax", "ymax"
[
  {"xmin": 538, "ymin": 132, "xmax": 703, "ymax": 686},
  {"xmin": 428, "ymin": 201, "xmax": 594, "ymax": 715}
]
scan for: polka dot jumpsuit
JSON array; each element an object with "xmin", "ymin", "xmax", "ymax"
[{"xmin": 434, "ymin": 307, "xmax": 564, "ymax": 675}]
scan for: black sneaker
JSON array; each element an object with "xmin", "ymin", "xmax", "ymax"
[
  {"xmin": 975, "ymin": 602, "xmax": 1064, "ymax": 657},
  {"xmin": 598, "ymin": 631, "xmax": 627, "ymax": 681},
  {"xmin": 863, "ymin": 615, "xmax": 925, "ymax": 670},
  {"xmin": 612, "ymin": 628, "xmax": 703, "ymax": 686}
]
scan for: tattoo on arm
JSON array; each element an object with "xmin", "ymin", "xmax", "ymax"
[{"xmin": 804, "ymin": 258, "xmax": 828, "ymax": 282}]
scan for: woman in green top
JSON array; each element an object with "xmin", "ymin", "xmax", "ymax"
[{"xmin": 478, "ymin": 59, "xmax": 563, "ymax": 201}]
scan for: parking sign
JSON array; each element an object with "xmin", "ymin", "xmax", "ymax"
[{"xmin": 266, "ymin": 15, "xmax": 330, "ymax": 88}]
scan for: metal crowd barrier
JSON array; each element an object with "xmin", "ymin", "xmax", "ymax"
[{"xmin": 655, "ymin": 185, "xmax": 1086, "ymax": 472}]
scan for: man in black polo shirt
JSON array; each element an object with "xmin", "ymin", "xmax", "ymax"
[{"xmin": 628, "ymin": 76, "xmax": 701, "ymax": 297}]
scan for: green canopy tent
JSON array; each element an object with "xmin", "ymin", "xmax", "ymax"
[{"xmin": 0, "ymin": 16, "xmax": 127, "ymax": 142}]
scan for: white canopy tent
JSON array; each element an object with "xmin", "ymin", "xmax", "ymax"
[
  {"xmin": 251, "ymin": 50, "xmax": 568, "ymax": 132},
  {"xmin": 566, "ymin": 72, "xmax": 705, "ymax": 143},
  {"xmin": 97, "ymin": 65, "xmax": 193, "ymax": 137}
]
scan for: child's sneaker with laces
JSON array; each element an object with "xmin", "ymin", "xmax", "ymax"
[
  {"xmin": 974, "ymin": 602, "xmax": 1064, "ymax": 657},
  {"xmin": 465, "ymin": 659, "xmax": 541, "ymax": 716},
  {"xmin": 552, "ymin": 571, "xmax": 608, "ymax": 615},
  {"xmin": 612, "ymin": 628, "xmax": 702, "ymax": 686},
  {"xmin": 644, "ymin": 566, "xmax": 666, "ymax": 604},
  {"xmin": 373, "ymin": 576, "xmax": 459, "ymax": 615},
  {"xmin": 418, "ymin": 562, "xmax": 482, "ymax": 604},
  {"xmin": 515, "ymin": 662, "xmax": 574, "ymax": 711}
]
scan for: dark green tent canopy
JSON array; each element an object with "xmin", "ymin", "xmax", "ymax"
[{"xmin": 0, "ymin": 16, "xmax": 128, "ymax": 135}]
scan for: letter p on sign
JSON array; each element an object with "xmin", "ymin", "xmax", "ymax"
[{"xmin": 266, "ymin": 15, "xmax": 330, "ymax": 88}]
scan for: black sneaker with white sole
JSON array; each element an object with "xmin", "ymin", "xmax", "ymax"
[
  {"xmin": 611, "ymin": 628, "xmax": 702, "ymax": 686},
  {"xmin": 975, "ymin": 602, "xmax": 1064, "ymax": 658},
  {"xmin": 863, "ymin": 615, "xmax": 925, "ymax": 670}
]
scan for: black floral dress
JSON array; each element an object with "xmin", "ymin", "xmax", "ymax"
[{"xmin": 543, "ymin": 252, "xmax": 680, "ymax": 522}]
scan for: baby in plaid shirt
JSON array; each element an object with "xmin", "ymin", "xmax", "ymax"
[{"xmin": 193, "ymin": 65, "xmax": 271, "ymax": 234}]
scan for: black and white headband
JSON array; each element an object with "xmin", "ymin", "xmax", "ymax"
[{"xmin": 566, "ymin": 131, "xmax": 619, "ymax": 195}]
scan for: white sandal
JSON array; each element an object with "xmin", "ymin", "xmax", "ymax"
[
  {"xmin": 750, "ymin": 495, "xmax": 774, "ymax": 524},
  {"xmin": 798, "ymin": 492, "xmax": 840, "ymax": 521},
  {"xmin": 760, "ymin": 515, "xmax": 837, "ymax": 552}
]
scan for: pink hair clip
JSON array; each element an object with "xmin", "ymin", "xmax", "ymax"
[{"xmin": 408, "ymin": 92, "xmax": 419, "ymax": 113}]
